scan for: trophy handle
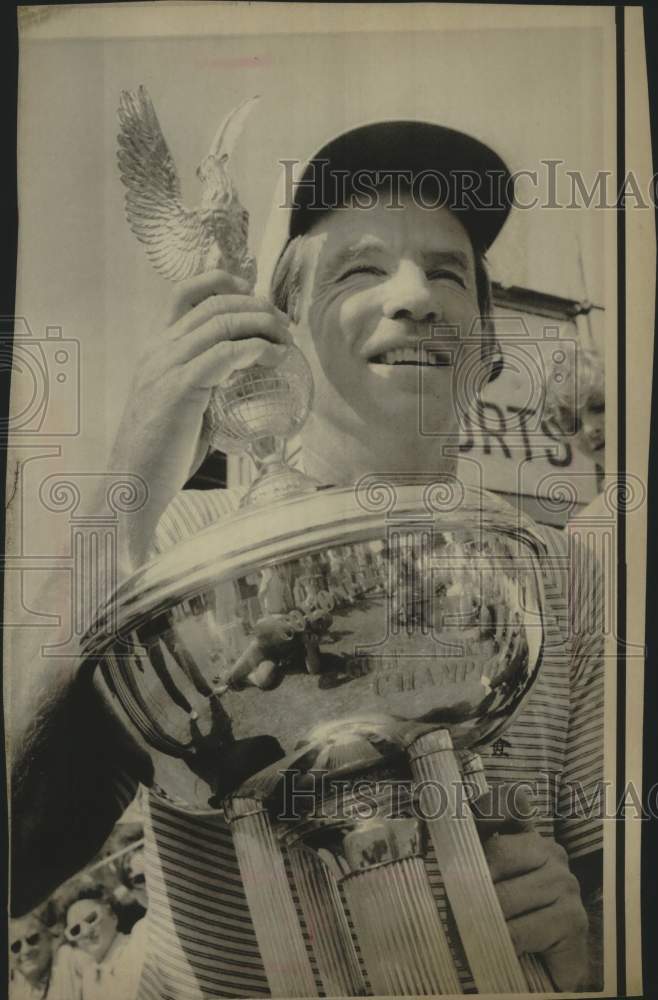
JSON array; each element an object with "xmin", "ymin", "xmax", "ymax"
[{"xmin": 408, "ymin": 731, "xmax": 555, "ymax": 993}]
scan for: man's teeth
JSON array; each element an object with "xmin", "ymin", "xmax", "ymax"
[{"xmin": 373, "ymin": 347, "xmax": 437, "ymax": 366}]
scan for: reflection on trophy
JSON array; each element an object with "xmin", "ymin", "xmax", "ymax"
[{"xmin": 101, "ymin": 88, "xmax": 556, "ymax": 996}]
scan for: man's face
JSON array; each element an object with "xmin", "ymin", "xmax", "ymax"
[
  {"xmin": 293, "ymin": 195, "xmax": 481, "ymax": 447},
  {"xmin": 65, "ymin": 899, "xmax": 118, "ymax": 964},
  {"xmin": 10, "ymin": 917, "xmax": 52, "ymax": 981}
]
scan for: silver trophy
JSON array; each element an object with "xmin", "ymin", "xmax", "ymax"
[
  {"xmin": 97, "ymin": 90, "xmax": 555, "ymax": 995},
  {"xmin": 117, "ymin": 86, "xmax": 317, "ymax": 507}
]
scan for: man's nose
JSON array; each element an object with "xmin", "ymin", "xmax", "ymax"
[{"xmin": 381, "ymin": 262, "xmax": 440, "ymax": 323}]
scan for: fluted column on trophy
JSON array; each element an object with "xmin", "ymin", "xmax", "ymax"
[
  {"xmin": 408, "ymin": 729, "xmax": 531, "ymax": 993},
  {"xmin": 270, "ymin": 733, "xmax": 462, "ymax": 998},
  {"xmin": 287, "ymin": 844, "xmax": 366, "ymax": 997},
  {"xmin": 330, "ymin": 817, "xmax": 461, "ymax": 996},
  {"xmin": 456, "ymin": 748, "xmax": 555, "ymax": 993},
  {"xmin": 224, "ymin": 796, "xmax": 318, "ymax": 999}
]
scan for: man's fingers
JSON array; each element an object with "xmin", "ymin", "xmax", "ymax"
[
  {"xmin": 507, "ymin": 901, "xmax": 588, "ymax": 990},
  {"xmin": 472, "ymin": 785, "xmax": 537, "ymax": 840},
  {"xmin": 172, "ymin": 312, "xmax": 291, "ymax": 365},
  {"xmin": 510, "ymin": 893, "xmax": 589, "ymax": 953},
  {"xmin": 493, "ymin": 856, "xmax": 576, "ymax": 919},
  {"xmin": 507, "ymin": 900, "xmax": 565, "ymax": 955},
  {"xmin": 183, "ymin": 339, "xmax": 289, "ymax": 390},
  {"xmin": 169, "ymin": 295, "xmax": 289, "ymax": 340},
  {"xmin": 483, "ymin": 830, "xmax": 550, "ymax": 881},
  {"xmin": 162, "ymin": 269, "xmax": 252, "ymax": 326},
  {"xmin": 542, "ymin": 932, "xmax": 589, "ymax": 992},
  {"xmin": 485, "ymin": 828, "xmax": 588, "ymax": 991}
]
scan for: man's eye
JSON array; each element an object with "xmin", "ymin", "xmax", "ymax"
[
  {"xmin": 337, "ymin": 265, "xmax": 385, "ymax": 281},
  {"xmin": 427, "ymin": 270, "xmax": 466, "ymax": 288}
]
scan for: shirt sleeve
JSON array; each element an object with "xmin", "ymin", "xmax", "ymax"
[
  {"xmin": 147, "ymin": 488, "xmax": 241, "ymax": 558},
  {"xmin": 555, "ymin": 527, "xmax": 605, "ymax": 859}
]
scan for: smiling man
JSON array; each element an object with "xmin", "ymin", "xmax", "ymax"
[
  {"xmin": 275, "ymin": 201, "xmax": 474, "ymax": 482},
  {"xmin": 264, "ymin": 122, "xmax": 503, "ymax": 489},
  {"xmin": 11, "ymin": 120, "xmax": 603, "ymax": 998}
]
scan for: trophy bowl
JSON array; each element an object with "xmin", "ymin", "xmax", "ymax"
[{"xmin": 83, "ymin": 481, "xmax": 547, "ymax": 813}]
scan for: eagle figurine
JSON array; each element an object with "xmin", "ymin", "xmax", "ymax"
[{"xmin": 117, "ymin": 85, "xmax": 258, "ymax": 286}]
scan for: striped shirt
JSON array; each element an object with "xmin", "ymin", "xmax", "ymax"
[{"xmin": 111, "ymin": 486, "xmax": 603, "ymax": 999}]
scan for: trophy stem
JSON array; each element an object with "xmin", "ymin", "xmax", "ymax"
[
  {"xmin": 239, "ymin": 437, "xmax": 320, "ymax": 508},
  {"xmin": 224, "ymin": 797, "xmax": 318, "ymax": 998},
  {"xmin": 240, "ymin": 459, "xmax": 320, "ymax": 508},
  {"xmin": 457, "ymin": 750, "xmax": 556, "ymax": 993},
  {"xmin": 341, "ymin": 853, "xmax": 461, "ymax": 995},
  {"xmin": 287, "ymin": 845, "xmax": 366, "ymax": 997},
  {"xmin": 408, "ymin": 730, "xmax": 529, "ymax": 993},
  {"xmin": 316, "ymin": 817, "xmax": 461, "ymax": 996}
]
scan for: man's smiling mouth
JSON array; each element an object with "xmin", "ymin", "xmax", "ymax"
[{"xmin": 370, "ymin": 347, "xmax": 451, "ymax": 367}]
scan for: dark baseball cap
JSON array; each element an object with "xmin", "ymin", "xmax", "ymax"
[{"xmin": 287, "ymin": 120, "xmax": 514, "ymax": 252}]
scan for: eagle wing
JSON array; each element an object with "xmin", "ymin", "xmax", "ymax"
[
  {"xmin": 117, "ymin": 85, "xmax": 213, "ymax": 281},
  {"xmin": 207, "ymin": 95, "xmax": 260, "ymax": 160}
]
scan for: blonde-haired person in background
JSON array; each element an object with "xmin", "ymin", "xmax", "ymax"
[{"xmin": 546, "ymin": 340, "xmax": 606, "ymax": 492}]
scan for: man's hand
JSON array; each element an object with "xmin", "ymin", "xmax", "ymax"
[
  {"xmin": 109, "ymin": 269, "xmax": 291, "ymax": 569},
  {"xmin": 474, "ymin": 788, "xmax": 589, "ymax": 992}
]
